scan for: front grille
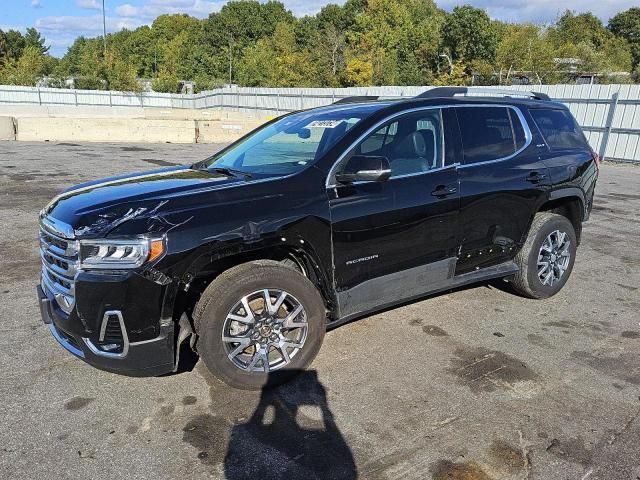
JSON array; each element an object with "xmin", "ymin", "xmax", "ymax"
[{"xmin": 39, "ymin": 217, "xmax": 78, "ymax": 314}]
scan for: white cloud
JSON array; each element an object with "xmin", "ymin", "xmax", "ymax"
[
  {"xmin": 0, "ymin": 24, "xmax": 27, "ymax": 33},
  {"xmin": 76, "ymin": 0, "xmax": 103, "ymax": 10},
  {"xmin": 115, "ymin": 0, "xmax": 223, "ymax": 19},
  {"xmin": 36, "ymin": 15, "xmax": 143, "ymax": 33},
  {"xmin": 32, "ymin": 0, "xmax": 42, "ymax": 8},
  {"xmin": 281, "ymin": 0, "xmax": 343, "ymax": 17},
  {"xmin": 115, "ymin": 4, "xmax": 138, "ymax": 17},
  {"xmin": 437, "ymin": 0, "xmax": 638, "ymax": 23}
]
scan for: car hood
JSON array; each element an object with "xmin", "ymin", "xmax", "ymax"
[{"xmin": 42, "ymin": 165, "xmax": 268, "ymax": 238}]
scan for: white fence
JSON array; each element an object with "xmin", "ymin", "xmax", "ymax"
[{"xmin": 1, "ymin": 84, "xmax": 639, "ymax": 163}]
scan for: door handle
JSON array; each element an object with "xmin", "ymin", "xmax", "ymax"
[
  {"xmin": 526, "ymin": 172, "xmax": 546, "ymax": 183},
  {"xmin": 431, "ymin": 185, "xmax": 457, "ymax": 197}
]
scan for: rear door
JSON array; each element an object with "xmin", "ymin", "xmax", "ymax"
[
  {"xmin": 528, "ymin": 107, "xmax": 597, "ymax": 209},
  {"xmin": 327, "ymin": 108, "xmax": 460, "ymax": 318},
  {"xmin": 455, "ymin": 105, "xmax": 551, "ymax": 274}
]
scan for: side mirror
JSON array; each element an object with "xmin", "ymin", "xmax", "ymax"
[{"xmin": 335, "ymin": 155, "xmax": 391, "ymax": 184}]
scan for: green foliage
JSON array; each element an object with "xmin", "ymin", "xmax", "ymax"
[
  {"xmin": 441, "ymin": 5, "xmax": 500, "ymax": 63},
  {"xmin": 433, "ymin": 61, "xmax": 468, "ymax": 86},
  {"xmin": 152, "ymin": 69, "xmax": 180, "ymax": 93},
  {"xmin": 550, "ymin": 11, "xmax": 611, "ymax": 49},
  {"xmin": 103, "ymin": 51, "xmax": 140, "ymax": 92},
  {"xmin": 237, "ymin": 22, "xmax": 317, "ymax": 87},
  {"xmin": 0, "ymin": 45, "xmax": 46, "ymax": 86},
  {"xmin": 24, "ymin": 27, "xmax": 49, "ymax": 55},
  {"xmin": 342, "ymin": 56, "xmax": 374, "ymax": 86},
  {"xmin": 496, "ymin": 24, "xmax": 557, "ymax": 84},
  {"xmin": 349, "ymin": 0, "xmax": 445, "ymax": 85},
  {"xmin": 609, "ymin": 8, "xmax": 640, "ymax": 69},
  {"xmin": 1, "ymin": 1, "xmax": 640, "ymax": 89}
]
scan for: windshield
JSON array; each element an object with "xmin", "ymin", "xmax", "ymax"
[{"xmin": 202, "ymin": 103, "xmax": 386, "ymax": 176}]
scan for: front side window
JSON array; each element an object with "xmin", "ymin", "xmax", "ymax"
[
  {"xmin": 530, "ymin": 108, "xmax": 588, "ymax": 150},
  {"xmin": 457, "ymin": 107, "xmax": 522, "ymax": 164},
  {"xmin": 203, "ymin": 104, "xmax": 385, "ymax": 176},
  {"xmin": 338, "ymin": 109, "xmax": 444, "ymax": 179}
]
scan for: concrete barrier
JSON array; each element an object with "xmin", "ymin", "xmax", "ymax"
[
  {"xmin": 2, "ymin": 107, "xmax": 271, "ymax": 144},
  {"xmin": 14, "ymin": 115, "xmax": 270, "ymax": 144},
  {"xmin": 16, "ymin": 117, "xmax": 198, "ymax": 143},
  {"xmin": 0, "ymin": 104, "xmax": 227, "ymax": 120},
  {"xmin": 0, "ymin": 116, "xmax": 16, "ymax": 140},
  {"xmin": 195, "ymin": 119, "xmax": 265, "ymax": 144}
]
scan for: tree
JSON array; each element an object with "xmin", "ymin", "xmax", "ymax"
[
  {"xmin": 342, "ymin": 56, "xmax": 373, "ymax": 86},
  {"xmin": 103, "ymin": 50, "xmax": 140, "ymax": 91},
  {"xmin": 441, "ymin": 5, "xmax": 500, "ymax": 63},
  {"xmin": 496, "ymin": 24, "xmax": 556, "ymax": 84},
  {"xmin": 237, "ymin": 21, "xmax": 317, "ymax": 87},
  {"xmin": 24, "ymin": 28, "xmax": 49, "ymax": 55},
  {"xmin": 433, "ymin": 60, "xmax": 468, "ymax": 86},
  {"xmin": 550, "ymin": 11, "xmax": 610, "ymax": 49},
  {"xmin": 152, "ymin": 69, "xmax": 180, "ymax": 93},
  {"xmin": 0, "ymin": 45, "xmax": 46, "ymax": 86},
  {"xmin": 609, "ymin": 8, "xmax": 640, "ymax": 69},
  {"xmin": 308, "ymin": 24, "xmax": 346, "ymax": 86},
  {"xmin": 350, "ymin": 0, "xmax": 445, "ymax": 85},
  {"xmin": 4, "ymin": 30, "xmax": 26, "ymax": 61},
  {"xmin": 0, "ymin": 30, "xmax": 7, "ymax": 65}
]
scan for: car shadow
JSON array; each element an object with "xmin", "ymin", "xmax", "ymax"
[{"xmin": 223, "ymin": 370, "xmax": 357, "ymax": 480}]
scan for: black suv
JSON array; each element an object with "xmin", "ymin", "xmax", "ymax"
[{"xmin": 37, "ymin": 87, "xmax": 598, "ymax": 389}]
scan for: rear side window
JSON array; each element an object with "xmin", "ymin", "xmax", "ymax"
[
  {"xmin": 457, "ymin": 107, "xmax": 523, "ymax": 164},
  {"xmin": 510, "ymin": 110, "xmax": 527, "ymax": 150},
  {"xmin": 530, "ymin": 108, "xmax": 587, "ymax": 150}
]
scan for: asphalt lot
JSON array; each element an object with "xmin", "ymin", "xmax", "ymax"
[{"xmin": 1, "ymin": 141, "xmax": 639, "ymax": 480}]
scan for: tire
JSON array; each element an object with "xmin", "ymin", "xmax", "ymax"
[
  {"xmin": 511, "ymin": 212, "xmax": 577, "ymax": 299},
  {"xmin": 193, "ymin": 260, "xmax": 326, "ymax": 390}
]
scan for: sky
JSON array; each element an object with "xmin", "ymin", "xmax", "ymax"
[{"xmin": 1, "ymin": 0, "xmax": 638, "ymax": 57}]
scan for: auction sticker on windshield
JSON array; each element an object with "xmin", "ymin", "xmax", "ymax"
[{"xmin": 306, "ymin": 120, "xmax": 343, "ymax": 128}]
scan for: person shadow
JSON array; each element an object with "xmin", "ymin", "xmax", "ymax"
[{"xmin": 224, "ymin": 370, "xmax": 357, "ymax": 480}]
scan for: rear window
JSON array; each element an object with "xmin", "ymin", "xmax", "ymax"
[
  {"xmin": 530, "ymin": 108, "xmax": 588, "ymax": 150},
  {"xmin": 457, "ymin": 107, "xmax": 524, "ymax": 164}
]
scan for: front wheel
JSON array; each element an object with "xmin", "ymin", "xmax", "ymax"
[
  {"xmin": 511, "ymin": 212, "xmax": 577, "ymax": 299},
  {"xmin": 193, "ymin": 260, "xmax": 326, "ymax": 390}
]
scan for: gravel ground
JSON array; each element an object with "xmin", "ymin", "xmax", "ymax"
[{"xmin": 0, "ymin": 141, "xmax": 639, "ymax": 480}]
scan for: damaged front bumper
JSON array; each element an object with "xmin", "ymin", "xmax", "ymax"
[{"xmin": 37, "ymin": 272, "xmax": 176, "ymax": 377}]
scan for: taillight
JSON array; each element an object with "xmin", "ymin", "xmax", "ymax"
[{"xmin": 591, "ymin": 151, "xmax": 600, "ymax": 170}]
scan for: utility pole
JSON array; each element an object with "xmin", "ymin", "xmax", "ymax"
[
  {"xmin": 228, "ymin": 34, "xmax": 233, "ymax": 86},
  {"xmin": 102, "ymin": 0, "xmax": 107, "ymax": 54}
]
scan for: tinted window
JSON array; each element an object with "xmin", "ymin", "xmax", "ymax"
[
  {"xmin": 346, "ymin": 109, "xmax": 443, "ymax": 177},
  {"xmin": 509, "ymin": 109, "xmax": 527, "ymax": 150},
  {"xmin": 360, "ymin": 121, "xmax": 397, "ymax": 154},
  {"xmin": 204, "ymin": 103, "xmax": 384, "ymax": 175},
  {"xmin": 530, "ymin": 108, "xmax": 588, "ymax": 150},
  {"xmin": 457, "ymin": 107, "xmax": 518, "ymax": 164}
]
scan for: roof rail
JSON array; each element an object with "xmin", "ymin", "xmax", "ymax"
[
  {"xmin": 417, "ymin": 87, "xmax": 550, "ymax": 101},
  {"xmin": 333, "ymin": 95, "xmax": 379, "ymax": 105}
]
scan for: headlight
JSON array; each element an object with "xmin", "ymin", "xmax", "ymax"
[{"xmin": 79, "ymin": 237, "xmax": 165, "ymax": 270}]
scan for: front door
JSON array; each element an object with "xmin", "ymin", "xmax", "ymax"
[{"xmin": 327, "ymin": 108, "xmax": 460, "ymax": 319}]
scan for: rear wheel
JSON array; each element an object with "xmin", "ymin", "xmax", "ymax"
[
  {"xmin": 194, "ymin": 260, "xmax": 326, "ymax": 390},
  {"xmin": 511, "ymin": 212, "xmax": 577, "ymax": 299}
]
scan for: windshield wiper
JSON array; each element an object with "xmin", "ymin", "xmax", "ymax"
[{"xmin": 191, "ymin": 164, "xmax": 253, "ymax": 178}]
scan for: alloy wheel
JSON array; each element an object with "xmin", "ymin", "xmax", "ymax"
[
  {"xmin": 537, "ymin": 229, "xmax": 571, "ymax": 286},
  {"xmin": 221, "ymin": 289, "xmax": 308, "ymax": 373}
]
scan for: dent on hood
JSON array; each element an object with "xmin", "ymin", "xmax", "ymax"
[
  {"xmin": 73, "ymin": 199, "xmax": 197, "ymax": 238},
  {"xmin": 74, "ymin": 206, "xmax": 149, "ymax": 237}
]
